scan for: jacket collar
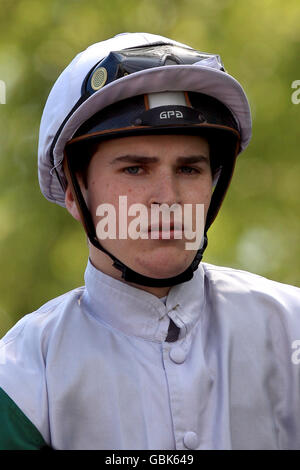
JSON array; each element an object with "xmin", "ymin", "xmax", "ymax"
[{"xmin": 82, "ymin": 258, "xmax": 206, "ymax": 342}]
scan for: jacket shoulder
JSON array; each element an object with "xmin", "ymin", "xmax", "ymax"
[
  {"xmin": 0, "ymin": 285, "xmax": 85, "ymax": 447},
  {"xmin": 201, "ymin": 262, "xmax": 300, "ymax": 318},
  {"xmin": 1, "ymin": 286, "xmax": 85, "ymax": 345},
  {"xmin": 202, "ymin": 262, "xmax": 300, "ymax": 295}
]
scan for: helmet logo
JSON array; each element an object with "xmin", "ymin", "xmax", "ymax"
[
  {"xmin": 160, "ymin": 110, "xmax": 183, "ymax": 119},
  {"xmin": 91, "ymin": 67, "xmax": 108, "ymax": 90}
]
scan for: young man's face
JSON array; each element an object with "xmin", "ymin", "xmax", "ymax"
[{"xmin": 66, "ymin": 133, "xmax": 212, "ymax": 295}]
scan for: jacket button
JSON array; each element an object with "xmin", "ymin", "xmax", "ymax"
[
  {"xmin": 183, "ymin": 431, "xmax": 199, "ymax": 449},
  {"xmin": 169, "ymin": 346, "xmax": 186, "ymax": 364}
]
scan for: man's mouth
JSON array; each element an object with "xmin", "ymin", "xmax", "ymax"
[{"xmin": 147, "ymin": 222, "xmax": 184, "ymax": 239}]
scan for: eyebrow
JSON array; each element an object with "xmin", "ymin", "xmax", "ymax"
[{"xmin": 110, "ymin": 154, "xmax": 210, "ymax": 165}]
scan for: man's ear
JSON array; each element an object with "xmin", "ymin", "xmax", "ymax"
[
  {"xmin": 64, "ymin": 183, "xmax": 82, "ymax": 222},
  {"xmin": 63, "ymin": 154, "xmax": 88, "ymax": 224}
]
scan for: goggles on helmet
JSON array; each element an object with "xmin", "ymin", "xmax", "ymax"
[{"xmin": 82, "ymin": 44, "xmax": 225, "ymax": 98}]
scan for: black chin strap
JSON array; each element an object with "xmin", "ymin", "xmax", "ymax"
[
  {"xmin": 64, "ymin": 152, "xmax": 208, "ymax": 288},
  {"xmin": 92, "ymin": 233, "xmax": 207, "ymax": 287}
]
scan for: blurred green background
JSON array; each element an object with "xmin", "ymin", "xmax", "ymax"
[{"xmin": 0, "ymin": 0, "xmax": 299, "ymax": 336}]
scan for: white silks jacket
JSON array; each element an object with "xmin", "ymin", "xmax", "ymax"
[{"xmin": 0, "ymin": 259, "xmax": 300, "ymax": 450}]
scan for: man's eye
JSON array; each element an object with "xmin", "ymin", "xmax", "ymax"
[
  {"xmin": 123, "ymin": 166, "xmax": 142, "ymax": 175},
  {"xmin": 179, "ymin": 166, "xmax": 200, "ymax": 174}
]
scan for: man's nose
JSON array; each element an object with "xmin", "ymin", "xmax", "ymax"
[{"xmin": 148, "ymin": 172, "xmax": 181, "ymax": 207}]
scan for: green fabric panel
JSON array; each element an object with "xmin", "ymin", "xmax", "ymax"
[{"xmin": 0, "ymin": 387, "xmax": 48, "ymax": 450}]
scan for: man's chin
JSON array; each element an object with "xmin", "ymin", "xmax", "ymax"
[
  {"xmin": 90, "ymin": 242, "xmax": 197, "ymax": 282},
  {"xmin": 132, "ymin": 253, "xmax": 194, "ymax": 280}
]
